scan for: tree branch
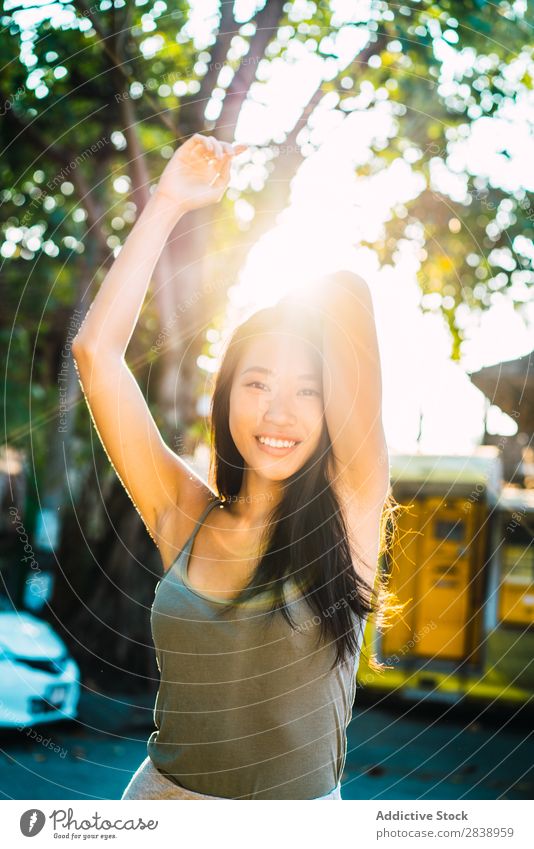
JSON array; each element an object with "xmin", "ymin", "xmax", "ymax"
[
  {"xmin": 257, "ymin": 28, "xmax": 391, "ymax": 222},
  {"xmin": 194, "ymin": 0, "xmax": 239, "ymax": 117},
  {"xmin": 2, "ymin": 87, "xmax": 111, "ymax": 258},
  {"xmin": 223, "ymin": 27, "xmax": 391, "ymax": 273},
  {"xmin": 70, "ymin": 0, "xmax": 178, "ymax": 136},
  {"xmin": 215, "ymin": 0, "xmax": 286, "ymax": 142}
]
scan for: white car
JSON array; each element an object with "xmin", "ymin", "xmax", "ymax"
[{"xmin": 0, "ymin": 607, "xmax": 80, "ymax": 728}]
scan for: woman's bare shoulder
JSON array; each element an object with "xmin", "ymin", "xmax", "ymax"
[{"xmin": 154, "ymin": 471, "xmax": 219, "ymax": 573}]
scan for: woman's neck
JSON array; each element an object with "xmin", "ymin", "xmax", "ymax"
[{"xmin": 223, "ymin": 471, "xmax": 283, "ymax": 526}]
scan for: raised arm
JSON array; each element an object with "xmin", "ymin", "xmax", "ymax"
[
  {"xmin": 72, "ymin": 134, "xmax": 247, "ymax": 546},
  {"xmin": 318, "ymin": 270, "xmax": 390, "ymax": 501}
]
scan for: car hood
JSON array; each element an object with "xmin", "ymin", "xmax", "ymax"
[{"xmin": 0, "ymin": 612, "xmax": 67, "ymax": 659}]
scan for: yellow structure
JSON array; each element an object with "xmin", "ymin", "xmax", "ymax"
[{"xmin": 358, "ymin": 448, "xmax": 534, "ymax": 705}]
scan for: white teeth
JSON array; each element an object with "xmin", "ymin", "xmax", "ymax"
[{"xmin": 258, "ymin": 436, "xmax": 296, "ymax": 448}]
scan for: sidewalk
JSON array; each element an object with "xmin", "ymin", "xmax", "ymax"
[{"xmin": 76, "ymin": 688, "xmax": 155, "ymax": 734}]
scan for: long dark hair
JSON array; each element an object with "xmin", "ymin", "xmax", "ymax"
[{"xmin": 207, "ymin": 296, "xmax": 401, "ymax": 670}]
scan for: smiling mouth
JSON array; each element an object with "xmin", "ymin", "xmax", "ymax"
[{"xmin": 255, "ymin": 435, "xmax": 301, "ymax": 452}]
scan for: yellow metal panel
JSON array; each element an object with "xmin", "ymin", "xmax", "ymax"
[
  {"xmin": 381, "ymin": 496, "xmax": 488, "ymax": 663},
  {"xmin": 381, "ymin": 500, "xmax": 421, "ymax": 658},
  {"xmin": 413, "ymin": 497, "xmax": 476, "ymax": 659},
  {"xmin": 499, "ymin": 543, "xmax": 534, "ymax": 626},
  {"xmin": 464, "ymin": 501, "xmax": 488, "ymax": 664}
]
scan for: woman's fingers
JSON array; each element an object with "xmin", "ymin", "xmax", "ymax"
[
  {"xmin": 191, "ymin": 134, "xmax": 214, "ymax": 161},
  {"xmin": 220, "ymin": 154, "xmax": 232, "ymax": 180},
  {"xmin": 203, "ymin": 136, "xmax": 215, "ymax": 155},
  {"xmin": 190, "ymin": 133, "xmax": 205, "ymax": 151},
  {"xmin": 205, "ymin": 137, "xmax": 217, "ymax": 157},
  {"xmin": 221, "ymin": 141, "xmax": 248, "ymax": 157},
  {"xmin": 215, "ymin": 142, "xmax": 248, "ymax": 188},
  {"xmin": 189, "ymin": 134, "xmax": 248, "ymax": 161},
  {"xmin": 208, "ymin": 154, "xmax": 230, "ymax": 190},
  {"xmin": 212, "ymin": 138, "xmax": 225, "ymax": 159},
  {"xmin": 184, "ymin": 134, "xmax": 247, "ymax": 191}
]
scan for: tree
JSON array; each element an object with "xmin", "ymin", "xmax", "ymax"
[{"xmin": 1, "ymin": 0, "xmax": 532, "ymax": 689}]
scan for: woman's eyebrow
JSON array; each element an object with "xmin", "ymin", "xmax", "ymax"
[{"xmin": 241, "ymin": 366, "xmax": 320, "ymax": 381}]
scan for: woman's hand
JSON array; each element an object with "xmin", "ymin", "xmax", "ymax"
[{"xmin": 154, "ymin": 134, "xmax": 248, "ymax": 213}]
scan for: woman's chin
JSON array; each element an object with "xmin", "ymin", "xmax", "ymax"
[{"xmin": 248, "ymin": 460, "xmax": 300, "ymax": 481}]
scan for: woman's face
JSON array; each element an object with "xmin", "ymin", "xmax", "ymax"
[{"xmin": 229, "ymin": 332, "xmax": 325, "ymax": 481}]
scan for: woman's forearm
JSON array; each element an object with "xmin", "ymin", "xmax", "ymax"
[{"xmin": 72, "ymin": 191, "xmax": 188, "ymax": 357}]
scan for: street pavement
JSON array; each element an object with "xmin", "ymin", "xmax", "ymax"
[{"xmin": 0, "ymin": 692, "xmax": 532, "ymax": 800}]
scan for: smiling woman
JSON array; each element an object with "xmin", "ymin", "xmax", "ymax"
[
  {"xmin": 207, "ymin": 296, "xmax": 392, "ymax": 644},
  {"xmin": 140, "ymin": 295, "xmax": 398, "ymax": 799},
  {"xmin": 72, "ymin": 133, "xmax": 400, "ymax": 800},
  {"xmin": 227, "ymin": 326, "xmax": 325, "ymax": 484}
]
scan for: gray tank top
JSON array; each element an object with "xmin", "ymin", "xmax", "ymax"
[{"xmin": 148, "ymin": 497, "xmax": 366, "ymax": 800}]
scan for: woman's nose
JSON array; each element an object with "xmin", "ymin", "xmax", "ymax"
[{"xmin": 262, "ymin": 393, "xmax": 297, "ymax": 425}]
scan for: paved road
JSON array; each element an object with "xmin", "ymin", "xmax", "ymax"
[
  {"xmin": 0, "ymin": 725, "xmax": 145, "ymax": 801},
  {"xmin": 342, "ymin": 694, "xmax": 533, "ymax": 800},
  {"xmin": 0, "ymin": 694, "xmax": 532, "ymax": 800}
]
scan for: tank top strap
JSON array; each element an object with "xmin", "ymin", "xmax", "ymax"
[{"xmin": 185, "ymin": 497, "xmax": 222, "ymax": 552}]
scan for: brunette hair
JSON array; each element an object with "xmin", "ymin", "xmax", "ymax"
[{"xmin": 207, "ymin": 296, "xmax": 401, "ymax": 670}]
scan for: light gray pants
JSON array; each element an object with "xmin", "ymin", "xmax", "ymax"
[{"xmin": 121, "ymin": 756, "xmax": 342, "ymax": 800}]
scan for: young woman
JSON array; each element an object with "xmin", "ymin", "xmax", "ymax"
[{"xmin": 72, "ymin": 134, "xmax": 392, "ymax": 800}]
